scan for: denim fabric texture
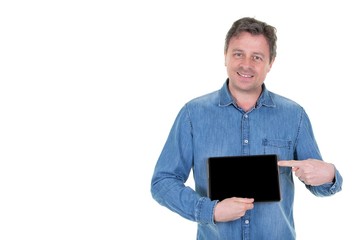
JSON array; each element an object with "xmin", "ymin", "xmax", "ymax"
[{"xmin": 151, "ymin": 80, "xmax": 343, "ymax": 240}]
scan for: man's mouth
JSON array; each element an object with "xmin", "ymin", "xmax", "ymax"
[{"xmin": 237, "ymin": 72, "xmax": 254, "ymax": 78}]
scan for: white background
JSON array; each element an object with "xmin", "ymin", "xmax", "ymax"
[{"xmin": 0, "ymin": 1, "xmax": 358, "ymax": 239}]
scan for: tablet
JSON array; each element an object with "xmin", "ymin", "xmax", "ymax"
[{"xmin": 207, "ymin": 154, "xmax": 281, "ymax": 202}]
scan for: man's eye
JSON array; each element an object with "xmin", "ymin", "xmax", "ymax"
[{"xmin": 253, "ymin": 56, "xmax": 263, "ymax": 61}]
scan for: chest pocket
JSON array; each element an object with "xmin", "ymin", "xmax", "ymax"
[{"xmin": 262, "ymin": 139, "xmax": 292, "ymax": 174}]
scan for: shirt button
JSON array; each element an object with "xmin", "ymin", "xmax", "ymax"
[
  {"xmin": 244, "ymin": 139, "xmax": 249, "ymax": 144},
  {"xmin": 245, "ymin": 220, "xmax": 249, "ymax": 224},
  {"xmin": 244, "ymin": 114, "xmax": 248, "ymax": 118}
]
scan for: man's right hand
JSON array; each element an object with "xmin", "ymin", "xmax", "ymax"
[{"xmin": 214, "ymin": 197, "xmax": 254, "ymax": 222}]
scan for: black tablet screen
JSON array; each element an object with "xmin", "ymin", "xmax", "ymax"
[{"xmin": 207, "ymin": 154, "xmax": 281, "ymax": 202}]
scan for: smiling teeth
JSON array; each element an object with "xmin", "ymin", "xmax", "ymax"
[{"xmin": 237, "ymin": 72, "xmax": 253, "ymax": 78}]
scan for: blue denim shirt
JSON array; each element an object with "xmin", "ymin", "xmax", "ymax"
[{"xmin": 151, "ymin": 80, "xmax": 343, "ymax": 240}]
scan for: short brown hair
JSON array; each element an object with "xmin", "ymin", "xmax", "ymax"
[{"xmin": 224, "ymin": 17, "xmax": 277, "ymax": 62}]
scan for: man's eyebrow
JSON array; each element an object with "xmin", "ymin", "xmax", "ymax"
[
  {"xmin": 253, "ymin": 52, "xmax": 265, "ymax": 58},
  {"xmin": 231, "ymin": 49, "xmax": 265, "ymax": 57}
]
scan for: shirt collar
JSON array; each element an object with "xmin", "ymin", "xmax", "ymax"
[{"xmin": 219, "ymin": 79, "xmax": 276, "ymax": 108}]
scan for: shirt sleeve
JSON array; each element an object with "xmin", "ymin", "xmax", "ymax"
[
  {"xmin": 295, "ymin": 108, "xmax": 343, "ymax": 196},
  {"xmin": 150, "ymin": 105, "xmax": 217, "ymax": 224},
  {"xmin": 306, "ymin": 166, "xmax": 343, "ymax": 196}
]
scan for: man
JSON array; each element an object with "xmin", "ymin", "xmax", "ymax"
[{"xmin": 151, "ymin": 17, "xmax": 343, "ymax": 240}]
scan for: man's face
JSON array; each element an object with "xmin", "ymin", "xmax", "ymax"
[{"xmin": 225, "ymin": 32, "xmax": 274, "ymax": 95}]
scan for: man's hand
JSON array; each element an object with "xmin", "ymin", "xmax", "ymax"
[
  {"xmin": 278, "ymin": 159, "xmax": 335, "ymax": 186},
  {"xmin": 214, "ymin": 197, "xmax": 254, "ymax": 222}
]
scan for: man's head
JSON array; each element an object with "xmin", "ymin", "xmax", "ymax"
[{"xmin": 224, "ymin": 17, "xmax": 277, "ymax": 102}]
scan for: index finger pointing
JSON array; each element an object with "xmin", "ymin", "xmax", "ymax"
[{"xmin": 277, "ymin": 160, "xmax": 301, "ymax": 168}]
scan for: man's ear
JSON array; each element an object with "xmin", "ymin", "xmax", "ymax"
[{"xmin": 267, "ymin": 57, "xmax": 276, "ymax": 72}]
